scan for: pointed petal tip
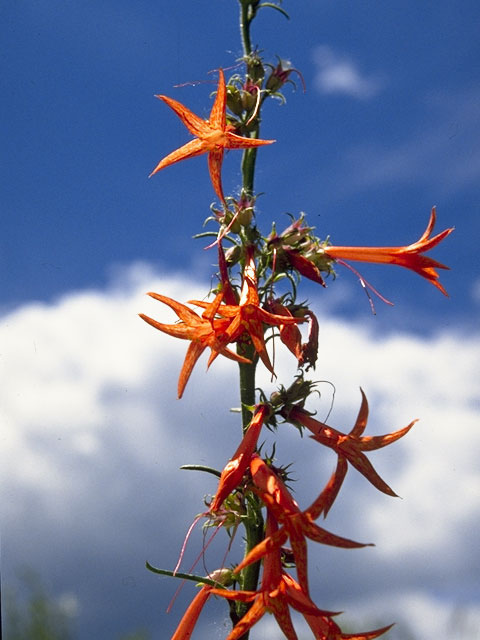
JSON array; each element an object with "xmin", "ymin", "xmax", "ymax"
[
  {"xmin": 138, "ymin": 312, "xmax": 156, "ymax": 327},
  {"xmin": 148, "ymin": 165, "xmax": 160, "ymax": 179}
]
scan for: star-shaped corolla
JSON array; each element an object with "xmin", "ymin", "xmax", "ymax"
[
  {"xmin": 150, "ymin": 69, "xmax": 275, "ymax": 203},
  {"xmin": 214, "ymin": 247, "xmax": 305, "ymax": 374},
  {"xmin": 323, "ymin": 207, "xmax": 454, "ymax": 295},
  {"xmin": 191, "ymin": 248, "xmax": 304, "ymax": 374},
  {"xmin": 139, "ymin": 291, "xmax": 250, "ymax": 398},
  {"xmin": 288, "ymin": 389, "xmax": 416, "ymax": 501}
]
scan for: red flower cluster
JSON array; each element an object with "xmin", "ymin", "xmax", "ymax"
[
  {"xmin": 140, "ymin": 247, "xmax": 304, "ymax": 397},
  {"xmin": 167, "ymin": 388, "xmax": 413, "ymax": 639}
]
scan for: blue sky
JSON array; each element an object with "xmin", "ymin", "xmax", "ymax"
[{"xmin": 2, "ymin": 1, "xmax": 480, "ymax": 639}]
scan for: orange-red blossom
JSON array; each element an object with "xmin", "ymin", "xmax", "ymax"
[
  {"xmin": 191, "ymin": 247, "xmax": 305, "ymax": 375},
  {"xmin": 323, "ymin": 207, "xmax": 453, "ymax": 295},
  {"xmin": 210, "ymin": 512, "xmax": 392, "ymax": 640},
  {"xmin": 287, "ymin": 390, "xmax": 416, "ymax": 512},
  {"xmin": 139, "ymin": 291, "xmax": 250, "ymax": 398},
  {"xmin": 234, "ymin": 455, "xmax": 370, "ymax": 597},
  {"xmin": 209, "ymin": 404, "xmax": 268, "ymax": 512},
  {"xmin": 170, "ymin": 583, "xmax": 213, "ymax": 640},
  {"xmin": 149, "ymin": 69, "xmax": 275, "ymax": 204},
  {"xmin": 140, "ymin": 250, "xmax": 303, "ymax": 396}
]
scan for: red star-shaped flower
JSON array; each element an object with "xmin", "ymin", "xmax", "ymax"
[
  {"xmin": 139, "ymin": 291, "xmax": 250, "ymax": 398},
  {"xmin": 150, "ymin": 69, "xmax": 275, "ymax": 203},
  {"xmin": 287, "ymin": 389, "xmax": 416, "ymax": 504},
  {"xmin": 211, "ymin": 512, "xmax": 340, "ymax": 640},
  {"xmin": 191, "ymin": 247, "xmax": 305, "ymax": 374}
]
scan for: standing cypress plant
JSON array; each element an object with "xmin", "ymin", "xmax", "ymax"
[{"xmin": 142, "ymin": 2, "xmax": 453, "ymax": 638}]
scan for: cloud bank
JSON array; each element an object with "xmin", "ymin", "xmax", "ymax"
[
  {"xmin": 1, "ymin": 264, "xmax": 479, "ymax": 639},
  {"xmin": 312, "ymin": 45, "xmax": 385, "ymax": 100}
]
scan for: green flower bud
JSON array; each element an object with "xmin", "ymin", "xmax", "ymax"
[{"xmin": 226, "ymin": 85, "xmax": 244, "ymax": 116}]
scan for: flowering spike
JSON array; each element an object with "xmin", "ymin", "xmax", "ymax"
[
  {"xmin": 323, "ymin": 207, "xmax": 454, "ymax": 295},
  {"xmin": 150, "ymin": 69, "xmax": 275, "ymax": 203}
]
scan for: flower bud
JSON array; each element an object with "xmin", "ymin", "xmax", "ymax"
[
  {"xmin": 241, "ymin": 80, "xmax": 259, "ymax": 113},
  {"xmin": 226, "ymin": 85, "xmax": 244, "ymax": 116},
  {"xmin": 225, "ymin": 244, "xmax": 241, "ymax": 266},
  {"xmin": 206, "ymin": 568, "xmax": 234, "ymax": 587},
  {"xmin": 299, "ymin": 310, "xmax": 319, "ymax": 371},
  {"xmin": 265, "ymin": 58, "xmax": 304, "ymax": 93},
  {"xmin": 284, "ymin": 248, "xmax": 326, "ymax": 286},
  {"xmin": 246, "ymin": 50, "xmax": 265, "ymax": 84},
  {"xmin": 278, "ymin": 214, "xmax": 313, "ymax": 245}
]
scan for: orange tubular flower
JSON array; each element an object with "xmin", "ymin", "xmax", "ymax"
[
  {"xmin": 170, "ymin": 584, "xmax": 213, "ymax": 640},
  {"xmin": 209, "ymin": 404, "xmax": 268, "ymax": 512},
  {"xmin": 139, "ymin": 292, "xmax": 250, "ymax": 398},
  {"xmin": 210, "ymin": 513, "xmax": 342, "ymax": 640},
  {"xmin": 288, "ymin": 389, "xmax": 417, "ymax": 498},
  {"xmin": 234, "ymin": 455, "xmax": 369, "ymax": 596},
  {"xmin": 149, "ymin": 69, "xmax": 275, "ymax": 204},
  {"xmin": 323, "ymin": 207, "xmax": 454, "ymax": 295}
]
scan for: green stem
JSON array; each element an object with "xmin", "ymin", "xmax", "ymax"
[
  {"xmin": 237, "ymin": 343, "xmax": 256, "ymax": 430},
  {"xmin": 240, "ymin": 126, "xmax": 260, "ymax": 198},
  {"xmin": 235, "ymin": 5, "xmax": 265, "ymax": 638},
  {"xmin": 235, "ymin": 343, "xmax": 264, "ymax": 639},
  {"xmin": 239, "ymin": 1, "xmax": 253, "ymax": 57}
]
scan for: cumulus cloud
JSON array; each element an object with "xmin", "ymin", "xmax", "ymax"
[
  {"xmin": 312, "ymin": 45, "xmax": 385, "ymax": 100},
  {"xmin": 1, "ymin": 264, "xmax": 479, "ymax": 638}
]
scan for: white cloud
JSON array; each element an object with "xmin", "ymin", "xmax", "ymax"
[
  {"xmin": 1, "ymin": 265, "xmax": 479, "ymax": 638},
  {"xmin": 312, "ymin": 45, "xmax": 385, "ymax": 99}
]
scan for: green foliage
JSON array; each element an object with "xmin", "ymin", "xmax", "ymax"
[
  {"xmin": 4, "ymin": 570, "xmax": 74, "ymax": 640},
  {"xmin": 3, "ymin": 569, "xmax": 152, "ymax": 640}
]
